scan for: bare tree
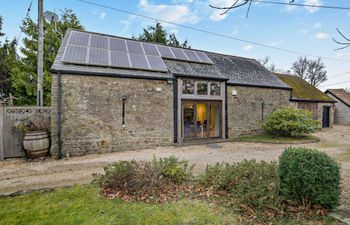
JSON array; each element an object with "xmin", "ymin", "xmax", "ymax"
[
  {"xmin": 291, "ymin": 57, "xmax": 327, "ymax": 87},
  {"xmin": 308, "ymin": 58, "xmax": 327, "ymax": 87},
  {"xmin": 257, "ymin": 56, "xmax": 288, "ymax": 73},
  {"xmin": 291, "ymin": 56, "xmax": 309, "ymax": 80},
  {"xmin": 210, "ymin": 0, "xmax": 294, "ymax": 18},
  {"xmin": 333, "ymin": 28, "xmax": 350, "ymax": 50}
]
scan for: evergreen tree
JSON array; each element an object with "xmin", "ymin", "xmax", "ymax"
[
  {"xmin": 134, "ymin": 22, "xmax": 190, "ymax": 48},
  {"xmin": 11, "ymin": 9, "xmax": 83, "ymax": 105}
]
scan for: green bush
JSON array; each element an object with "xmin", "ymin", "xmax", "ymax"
[
  {"xmin": 151, "ymin": 155, "xmax": 194, "ymax": 183},
  {"xmin": 93, "ymin": 156, "xmax": 194, "ymax": 195},
  {"xmin": 200, "ymin": 160, "xmax": 281, "ymax": 210},
  {"xmin": 261, "ymin": 107, "xmax": 319, "ymax": 137},
  {"xmin": 278, "ymin": 147, "xmax": 341, "ymax": 209}
]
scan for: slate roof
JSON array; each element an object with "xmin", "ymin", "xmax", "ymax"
[
  {"xmin": 326, "ymin": 89, "xmax": 350, "ymax": 107},
  {"xmin": 274, "ymin": 73, "xmax": 335, "ymax": 102},
  {"xmin": 51, "ymin": 29, "xmax": 290, "ymax": 89}
]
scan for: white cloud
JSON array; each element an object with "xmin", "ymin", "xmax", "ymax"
[
  {"xmin": 208, "ymin": 0, "xmax": 236, "ymax": 21},
  {"xmin": 138, "ymin": 0, "xmax": 199, "ymax": 24},
  {"xmin": 304, "ymin": 0, "xmax": 321, "ymax": 13},
  {"xmin": 315, "ymin": 32, "xmax": 329, "ymax": 39},
  {"xmin": 336, "ymin": 52, "xmax": 350, "ymax": 59},
  {"xmin": 243, "ymin": 44, "xmax": 254, "ymax": 51},
  {"xmin": 99, "ymin": 12, "xmax": 106, "ymax": 20},
  {"xmin": 313, "ymin": 22, "xmax": 322, "ymax": 29}
]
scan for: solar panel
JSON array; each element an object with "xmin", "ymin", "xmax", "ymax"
[
  {"xmin": 69, "ymin": 31, "xmax": 89, "ymax": 46},
  {"xmin": 195, "ymin": 51, "xmax": 213, "ymax": 64},
  {"xmin": 90, "ymin": 35, "xmax": 108, "ymax": 49},
  {"xmin": 170, "ymin": 47, "xmax": 188, "ymax": 60},
  {"xmin": 142, "ymin": 43, "xmax": 159, "ymax": 56},
  {"xmin": 146, "ymin": 55, "xmax": 168, "ymax": 71},
  {"xmin": 156, "ymin": 45, "xmax": 174, "ymax": 58},
  {"xmin": 110, "ymin": 51, "xmax": 130, "ymax": 68},
  {"xmin": 129, "ymin": 53, "xmax": 149, "ymax": 69},
  {"xmin": 62, "ymin": 45, "xmax": 87, "ymax": 64},
  {"xmin": 88, "ymin": 48, "xmax": 109, "ymax": 66},
  {"xmin": 183, "ymin": 49, "xmax": 201, "ymax": 62},
  {"xmin": 126, "ymin": 40, "xmax": 144, "ymax": 54},
  {"xmin": 110, "ymin": 38, "xmax": 127, "ymax": 52}
]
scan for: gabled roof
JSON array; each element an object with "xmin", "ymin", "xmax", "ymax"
[
  {"xmin": 51, "ymin": 29, "xmax": 290, "ymax": 89},
  {"xmin": 274, "ymin": 73, "xmax": 335, "ymax": 102},
  {"xmin": 326, "ymin": 89, "xmax": 350, "ymax": 107}
]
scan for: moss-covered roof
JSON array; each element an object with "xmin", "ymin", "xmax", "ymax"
[{"xmin": 274, "ymin": 73, "xmax": 335, "ymax": 102}]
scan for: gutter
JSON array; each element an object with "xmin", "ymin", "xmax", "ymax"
[{"xmin": 57, "ymin": 73, "xmax": 62, "ymax": 159}]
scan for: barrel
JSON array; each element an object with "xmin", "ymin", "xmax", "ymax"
[{"xmin": 23, "ymin": 131, "xmax": 50, "ymax": 159}]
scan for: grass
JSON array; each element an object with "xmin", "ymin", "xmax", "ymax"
[
  {"xmin": 0, "ymin": 185, "xmax": 238, "ymax": 225},
  {"xmin": 235, "ymin": 134, "xmax": 320, "ymax": 144},
  {"xmin": 0, "ymin": 185, "xmax": 337, "ymax": 225}
]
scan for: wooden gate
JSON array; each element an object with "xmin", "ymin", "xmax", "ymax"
[{"xmin": 0, "ymin": 106, "xmax": 51, "ymax": 160}]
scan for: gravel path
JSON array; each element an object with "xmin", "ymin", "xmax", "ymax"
[{"xmin": 1, "ymin": 125, "xmax": 349, "ymax": 205}]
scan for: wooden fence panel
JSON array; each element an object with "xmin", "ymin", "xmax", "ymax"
[{"xmin": 0, "ymin": 106, "xmax": 51, "ymax": 160}]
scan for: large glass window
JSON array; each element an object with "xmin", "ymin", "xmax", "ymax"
[
  {"xmin": 182, "ymin": 79, "xmax": 194, "ymax": 94},
  {"xmin": 210, "ymin": 82, "xmax": 221, "ymax": 96},
  {"xmin": 197, "ymin": 81, "xmax": 208, "ymax": 95}
]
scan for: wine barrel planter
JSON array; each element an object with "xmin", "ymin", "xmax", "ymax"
[{"xmin": 23, "ymin": 131, "xmax": 50, "ymax": 159}]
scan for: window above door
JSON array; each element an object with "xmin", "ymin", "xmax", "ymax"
[{"xmin": 180, "ymin": 78, "xmax": 224, "ymax": 99}]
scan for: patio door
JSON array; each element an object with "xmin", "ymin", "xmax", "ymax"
[{"xmin": 182, "ymin": 101, "xmax": 222, "ymax": 141}]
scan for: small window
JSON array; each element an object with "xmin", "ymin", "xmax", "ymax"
[
  {"xmin": 197, "ymin": 81, "xmax": 208, "ymax": 95},
  {"xmin": 210, "ymin": 82, "xmax": 221, "ymax": 96},
  {"xmin": 182, "ymin": 79, "xmax": 194, "ymax": 94}
]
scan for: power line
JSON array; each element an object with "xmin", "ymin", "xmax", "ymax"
[
  {"xmin": 17, "ymin": 0, "xmax": 33, "ymax": 42},
  {"xmin": 319, "ymin": 80, "xmax": 350, "ymax": 88},
  {"xmin": 252, "ymin": 0, "xmax": 350, "ymax": 10},
  {"xmin": 327, "ymin": 71, "xmax": 350, "ymax": 81},
  {"xmin": 76, "ymin": 0, "xmax": 350, "ymax": 63}
]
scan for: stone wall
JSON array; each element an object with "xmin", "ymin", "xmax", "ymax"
[
  {"xmin": 317, "ymin": 102, "xmax": 335, "ymax": 127},
  {"xmin": 226, "ymin": 85, "xmax": 291, "ymax": 138},
  {"xmin": 290, "ymin": 101, "xmax": 335, "ymax": 128},
  {"xmin": 51, "ymin": 74, "xmax": 173, "ymax": 157},
  {"xmin": 327, "ymin": 93, "xmax": 350, "ymax": 125}
]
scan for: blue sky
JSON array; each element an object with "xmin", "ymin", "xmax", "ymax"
[{"xmin": 1, "ymin": 0, "xmax": 349, "ymax": 90}]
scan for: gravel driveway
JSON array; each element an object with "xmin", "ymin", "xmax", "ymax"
[{"xmin": 1, "ymin": 125, "xmax": 349, "ymax": 205}]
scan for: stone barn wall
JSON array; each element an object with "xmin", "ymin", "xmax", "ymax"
[
  {"xmin": 51, "ymin": 74, "xmax": 173, "ymax": 157},
  {"xmin": 226, "ymin": 85, "xmax": 291, "ymax": 138}
]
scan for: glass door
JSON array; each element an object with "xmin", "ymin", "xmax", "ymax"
[
  {"xmin": 183, "ymin": 102, "xmax": 196, "ymax": 139},
  {"xmin": 182, "ymin": 101, "xmax": 222, "ymax": 141},
  {"xmin": 209, "ymin": 102, "xmax": 221, "ymax": 138}
]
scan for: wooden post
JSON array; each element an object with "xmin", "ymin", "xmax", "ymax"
[{"xmin": 0, "ymin": 105, "xmax": 4, "ymax": 160}]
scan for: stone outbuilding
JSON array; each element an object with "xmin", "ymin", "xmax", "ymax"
[
  {"xmin": 274, "ymin": 73, "xmax": 336, "ymax": 128},
  {"xmin": 50, "ymin": 29, "xmax": 292, "ymax": 157},
  {"xmin": 325, "ymin": 89, "xmax": 350, "ymax": 125}
]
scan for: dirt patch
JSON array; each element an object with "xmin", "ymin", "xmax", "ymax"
[{"xmin": 1, "ymin": 125, "xmax": 350, "ymax": 206}]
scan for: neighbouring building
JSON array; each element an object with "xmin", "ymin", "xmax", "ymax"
[
  {"xmin": 274, "ymin": 73, "xmax": 336, "ymax": 128},
  {"xmin": 325, "ymin": 89, "xmax": 350, "ymax": 125},
  {"xmin": 50, "ymin": 29, "xmax": 292, "ymax": 157}
]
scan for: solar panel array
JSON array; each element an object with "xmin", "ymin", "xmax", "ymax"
[{"xmin": 62, "ymin": 31, "xmax": 213, "ymax": 72}]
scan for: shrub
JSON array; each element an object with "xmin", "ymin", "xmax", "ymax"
[
  {"xmin": 93, "ymin": 156, "xmax": 194, "ymax": 196},
  {"xmin": 151, "ymin": 155, "xmax": 194, "ymax": 183},
  {"xmin": 200, "ymin": 160, "xmax": 281, "ymax": 210},
  {"xmin": 261, "ymin": 107, "xmax": 319, "ymax": 137},
  {"xmin": 278, "ymin": 147, "xmax": 341, "ymax": 209}
]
